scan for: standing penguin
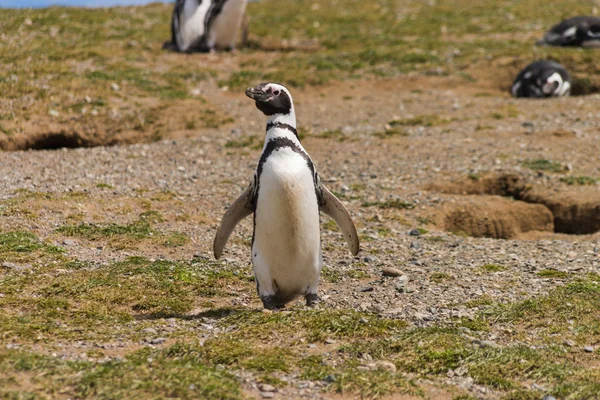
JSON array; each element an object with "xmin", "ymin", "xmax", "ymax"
[
  {"xmin": 511, "ymin": 61, "xmax": 571, "ymax": 98},
  {"xmin": 213, "ymin": 83, "xmax": 360, "ymax": 310},
  {"xmin": 165, "ymin": 0, "xmax": 248, "ymax": 53},
  {"xmin": 537, "ymin": 16, "xmax": 600, "ymax": 47}
]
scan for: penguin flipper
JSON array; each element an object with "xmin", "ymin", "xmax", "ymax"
[
  {"xmin": 213, "ymin": 179, "xmax": 255, "ymax": 259},
  {"xmin": 318, "ymin": 182, "xmax": 360, "ymax": 256}
]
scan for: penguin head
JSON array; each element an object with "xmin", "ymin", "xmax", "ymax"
[
  {"xmin": 245, "ymin": 83, "xmax": 293, "ymax": 116},
  {"xmin": 541, "ymin": 72, "xmax": 563, "ymax": 96}
]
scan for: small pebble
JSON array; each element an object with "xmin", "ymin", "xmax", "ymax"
[
  {"xmin": 260, "ymin": 392, "xmax": 275, "ymax": 399},
  {"xmin": 381, "ymin": 267, "xmax": 403, "ymax": 277},
  {"xmin": 584, "ymin": 346, "xmax": 594, "ymax": 353},
  {"xmin": 149, "ymin": 338, "xmax": 166, "ymax": 345},
  {"xmin": 259, "ymin": 384, "xmax": 276, "ymax": 392},
  {"xmin": 324, "ymin": 339, "xmax": 336, "ymax": 345},
  {"xmin": 563, "ymin": 339, "xmax": 575, "ymax": 347},
  {"xmin": 63, "ymin": 239, "xmax": 75, "ymax": 246},
  {"xmin": 409, "ymin": 229, "xmax": 421, "ymax": 236}
]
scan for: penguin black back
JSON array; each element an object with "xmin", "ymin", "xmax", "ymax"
[{"xmin": 537, "ymin": 16, "xmax": 600, "ymax": 47}]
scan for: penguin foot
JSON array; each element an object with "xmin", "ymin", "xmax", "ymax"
[
  {"xmin": 261, "ymin": 295, "xmax": 284, "ymax": 310},
  {"xmin": 162, "ymin": 41, "xmax": 178, "ymax": 51},
  {"xmin": 305, "ymin": 293, "xmax": 319, "ymax": 307}
]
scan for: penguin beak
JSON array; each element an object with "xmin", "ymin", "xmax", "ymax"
[{"xmin": 245, "ymin": 86, "xmax": 269, "ymax": 102}]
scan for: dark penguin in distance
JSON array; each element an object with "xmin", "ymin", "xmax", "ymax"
[
  {"xmin": 213, "ymin": 83, "xmax": 360, "ymax": 310},
  {"xmin": 537, "ymin": 16, "xmax": 600, "ymax": 47},
  {"xmin": 164, "ymin": 0, "xmax": 248, "ymax": 53},
  {"xmin": 511, "ymin": 60, "xmax": 571, "ymax": 98}
]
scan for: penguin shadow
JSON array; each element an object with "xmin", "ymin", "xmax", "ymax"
[{"xmin": 134, "ymin": 307, "xmax": 249, "ymax": 322}]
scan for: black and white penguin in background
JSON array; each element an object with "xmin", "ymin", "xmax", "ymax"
[
  {"xmin": 213, "ymin": 82, "xmax": 360, "ymax": 310},
  {"xmin": 164, "ymin": 0, "xmax": 249, "ymax": 53},
  {"xmin": 537, "ymin": 16, "xmax": 600, "ymax": 47},
  {"xmin": 511, "ymin": 60, "xmax": 571, "ymax": 98}
]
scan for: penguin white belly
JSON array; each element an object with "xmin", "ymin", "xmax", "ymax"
[
  {"xmin": 178, "ymin": 0, "xmax": 211, "ymax": 51},
  {"xmin": 252, "ymin": 149, "xmax": 321, "ymax": 300},
  {"xmin": 209, "ymin": 0, "xmax": 247, "ymax": 49}
]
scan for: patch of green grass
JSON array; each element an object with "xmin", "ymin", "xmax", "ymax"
[
  {"xmin": 0, "ymin": 231, "xmax": 46, "ymax": 253},
  {"xmin": 560, "ymin": 176, "xmax": 598, "ymax": 186},
  {"xmin": 388, "ymin": 115, "xmax": 446, "ymax": 127},
  {"xmin": 362, "ymin": 199, "xmax": 414, "ymax": 210},
  {"xmin": 537, "ymin": 269, "xmax": 569, "ymax": 279},
  {"xmin": 225, "ymin": 135, "xmax": 261, "ymax": 149},
  {"xmin": 347, "ymin": 268, "xmax": 370, "ymax": 280},
  {"xmin": 416, "ymin": 216, "xmax": 433, "ymax": 225},
  {"xmin": 322, "ymin": 219, "xmax": 338, "ymax": 232},
  {"xmin": 479, "ymin": 264, "xmax": 507, "ymax": 273},
  {"xmin": 522, "ymin": 159, "xmax": 566, "ymax": 173},
  {"xmin": 57, "ymin": 220, "xmax": 153, "ymax": 240},
  {"xmin": 424, "ymin": 236, "xmax": 446, "ymax": 243},
  {"xmin": 312, "ymin": 129, "xmax": 347, "ymax": 141},
  {"xmin": 56, "ymin": 211, "xmax": 190, "ymax": 248},
  {"xmin": 330, "ymin": 367, "xmax": 417, "ymax": 398},
  {"xmin": 163, "ymin": 232, "xmax": 190, "ymax": 247},
  {"xmin": 0, "ymin": 256, "xmax": 255, "ymax": 343},
  {"xmin": 374, "ymin": 126, "xmax": 409, "ymax": 138},
  {"xmin": 139, "ymin": 209, "xmax": 164, "ymax": 223},
  {"xmin": 0, "ymin": 230, "xmax": 64, "ymax": 262},
  {"xmin": 218, "ymin": 70, "xmax": 262, "ymax": 90},
  {"xmin": 219, "ymin": 309, "xmax": 407, "ymax": 344},
  {"xmin": 481, "ymin": 279, "xmax": 600, "ymax": 344},
  {"xmin": 199, "ymin": 108, "xmax": 234, "ymax": 129},
  {"xmin": 0, "ymin": 347, "xmax": 242, "ymax": 399},
  {"xmin": 464, "ymin": 295, "xmax": 494, "ymax": 309},
  {"xmin": 429, "ymin": 272, "xmax": 452, "ymax": 283},
  {"xmin": 95, "ymin": 182, "xmax": 114, "ymax": 189},
  {"xmin": 321, "ymin": 265, "xmax": 342, "ymax": 283}
]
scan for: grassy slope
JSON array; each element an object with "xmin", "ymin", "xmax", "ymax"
[{"xmin": 0, "ymin": 0, "xmax": 598, "ymax": 148}]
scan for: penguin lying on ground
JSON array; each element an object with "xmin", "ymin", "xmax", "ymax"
[
  {"xmin": 213, "ymin": 82, "xmax": 360, "ymax": 310},
  {"xmin": 537, "ymin": 16, "xmax": 600, "ymax": 47},
  {"xmin": 511, "ymin": 60, "xmax": 571, "ymax": 98},
  {"xmin": 164, "ymin": 0, "xmax": 248, "ymax": 53}
]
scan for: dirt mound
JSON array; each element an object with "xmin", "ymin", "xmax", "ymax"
[
  {"xmin": 0, "ymin": 118, "xmax": 143, "ymax": 151},
  {"xmin": 434, "ymin": 195, "xmax": 553, "ymax": 239},
  {"xmin": 428, "ymin": 173, "xmax": 600, "ymax": 235},
  {"xmin": 524, "ymin": 189, "xmax": 600, "ymax": 234},
  {"xmin": 427, "ymin": 173, "xmax": 526, "ymax": 198}
]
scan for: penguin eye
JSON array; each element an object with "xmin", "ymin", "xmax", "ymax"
[{"xmin": 273, "ymin": 90, "xmax": 280, "ymax": 96}]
